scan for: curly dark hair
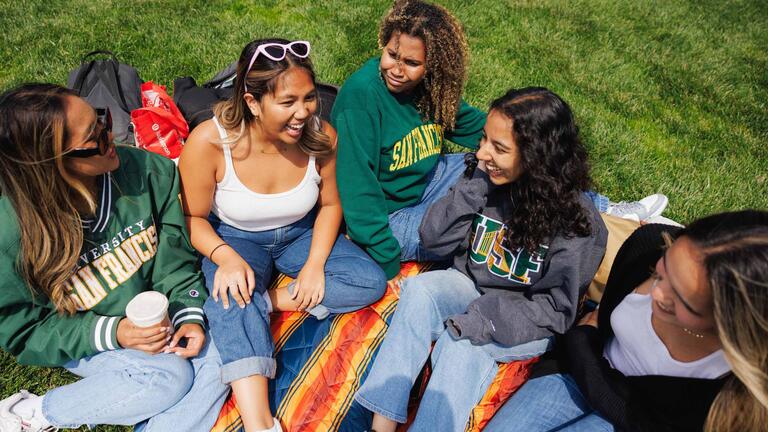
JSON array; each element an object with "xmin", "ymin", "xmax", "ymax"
[
  {"xmin": 378, "ymin": 0, "xmax": 468, "ymax": 129},
  {"xmin": 490, "ymin": 87, "xmax": 594, "ymax": 252}
]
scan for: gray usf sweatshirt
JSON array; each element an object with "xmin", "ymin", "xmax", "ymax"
[{"xmin": 419, "ymin": 171, "xmax": 607, "ymax": 347}]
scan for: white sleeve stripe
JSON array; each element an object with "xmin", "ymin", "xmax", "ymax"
[
  {"xmin": 94, "ymin": 316, "xmax": 107, "ymax": 352},
  {"xmin": 173, "ymin": 314, "xmax": 205, "ymax": 327},
  {"xmin": 104, "ymin": 317, "xmax": 119, "ymax": 351},
  {"xmin": 94, "ymin": 174, "xmax": 112, "ymax": 233},
  {"xmin": 171, "ymin": 307, "xmax": 204, "ymax": 322}
]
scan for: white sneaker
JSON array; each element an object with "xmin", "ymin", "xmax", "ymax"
[
  {"xmin": 0, "ymin": 391, "xmax": 56, "ymax": 432},
  {"xmin": 606, "ymin": 194, "xmax": 668, "ymax": 222},
  {"xmin": 260, "ymin": 418, "xmax": 282, "ymax": 432},
  {"xmin": 645, "ymin": 215, "xmax": 684, "ymax": 227},
  {"xmin": 0, "ymin": 392, "xmax": 24, "ymax": 432}
]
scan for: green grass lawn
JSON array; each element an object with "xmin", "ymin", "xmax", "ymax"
[{"xmin": 1, "ymin": 0, "xmax": 766, "ymax": 430}]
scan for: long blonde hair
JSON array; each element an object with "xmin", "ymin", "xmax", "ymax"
[
  {"xmin": 0, "ymin": 84, "xmax": 96, "ymax": 314},
  {"xmin": 212, "ymin": 38, "xmax": 332, "ymax": 156},
  {"xmin": 679, "ymin": 211, "xmax": 768, "ymax": 432}
]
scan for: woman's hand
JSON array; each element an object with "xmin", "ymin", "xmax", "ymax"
[
  {"xmin": 117, "ymin": 318, "xmax": 172, "ymax": 354},
  {"xmin": 167, "ymin": 323, "xmax": 206, "ymax": 358},
  {"xmin": 212, "ymin": 247, "xmax": 256, "ymax": 309},
  {"xmin": 292, "ymin": 261, "xmax": 326, "ymax": 311},
  {"xmin": 578, "ymin": 309, "xmax": 599, "ymax": 328}
]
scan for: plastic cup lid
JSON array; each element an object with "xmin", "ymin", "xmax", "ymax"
[{"xmin": 125, "ymin": 291, "xmax": 168, "ymax": 326}]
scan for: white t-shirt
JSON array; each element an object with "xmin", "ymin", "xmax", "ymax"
[{"xmin": 603, "ymin": 292, "xmax": 730, "ymax": 378}]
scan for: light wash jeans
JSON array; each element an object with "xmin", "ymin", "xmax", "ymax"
[
  {"xmin": 483, "ymin": 373, "xmax": 614, "ymax": 431},
  {"xmin": 389, "ymin": 154, "xmax": 610, "ymax": 262},
  {"xmin": 203, "ymin": 210, "xmax": 387, "ymax": 383},
  {"xmin": 355, "ymin": 268, "xmax": 552, "ymax": 431},
  {"xmin": 42, "ymin": 338, "xmax": 227, "ymax": 432}
]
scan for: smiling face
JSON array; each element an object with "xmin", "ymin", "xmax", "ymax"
[
  {"xmin": 246, "ymin": 66, "xmax": 317, "ymax": 145},
  {"xmin": 62, "ymin": 96, "xmax": 120, "ymax": 179},
  {"xmin": 379, "ymin": 32, "xmax": 427, "ymax": 94},
  {"xmin": 476, "ymin": 109, "xmax": 525, "ymax": 185},
  {"xmin": 651, "ymin": 236, "xmax": 716, "ymax": 334}
]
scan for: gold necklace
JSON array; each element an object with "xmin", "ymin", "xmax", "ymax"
[{"xmin": 682, "ymin": 327, "xmax": 705, "ymax": 338}]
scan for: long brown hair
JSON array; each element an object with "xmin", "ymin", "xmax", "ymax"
[
  {"xmin": 0, "ymin": 84, "xmax": 93, "ymax": 314},
  {"xmin": 212, "ymin": 38, "xmax": 332, "ymax": 156},
  {"xmin": 378, "ymin": 0, "xmax": 469, "ymax": 130},
  {"xmin": 679, "ymin": 210, "xmax": 768, "ymax": 432}
]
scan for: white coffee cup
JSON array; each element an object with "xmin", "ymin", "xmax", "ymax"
[{"xmin": 125, "ymin": 291, "xmax": 169, "ymax": 328}]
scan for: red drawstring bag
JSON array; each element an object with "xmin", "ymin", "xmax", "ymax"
[{"xmin": 131, "ymin": 82, "xmax": 189, "ymax": 159}]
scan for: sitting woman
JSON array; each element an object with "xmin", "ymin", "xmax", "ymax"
[
  {"xmin": 332, "ymin": 0, "xmax": 663, "ymax": 284},
  {"xmin": 178, "ymin": 39, "xmax": 387, "ymax": 432},
  {"xmin": 484, "ymin": 210, "xmax": 768, "ymax": 432},
  {"xmin": 0, "ymin": 84, "xmax": 227, "ymax": 432},
  {"xmin": 331, "ymin": 0, "xmax": 486, "ymax": 283},
  {"xmin": 355, "ymin": 87, "xmax": 608, "ymax": 432}
]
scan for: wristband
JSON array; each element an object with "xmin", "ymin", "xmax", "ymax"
[{"xmin": 208, "ymin": 243, "xmax": 229, "ymax": 261}]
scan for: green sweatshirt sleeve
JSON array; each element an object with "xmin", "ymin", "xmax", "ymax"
[
  {"xmin": 446, "ymin": 100, "xmax": 486, "ymax": 150},
  {"xmin": 333, "ymin": 108, "xmax": 402, "ymax": 278},
  {"xmin": 0, "ymin": 250, "xmax": 121, "ymax": 367},
  {"xmin": 149, "ymin": 160, "xmax": 207, "ymax": 330}
]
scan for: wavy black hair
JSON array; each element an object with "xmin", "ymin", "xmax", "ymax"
[{"xmin": 489, "ymin": 87, "xmax": 593, "ymax": 252}]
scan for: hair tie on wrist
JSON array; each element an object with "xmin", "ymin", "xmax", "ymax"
[
  {"xmin": 209, "ymin": 243, "xmax": 228, "ymax": 260},
  {"xmin": 463, "ymin": 152, "xmax": 478, "ymax": 178}
]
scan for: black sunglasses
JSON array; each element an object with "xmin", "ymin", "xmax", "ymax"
[{"xmin": 66, "ymin": 107, "xmax": 113, "ymax": 158}]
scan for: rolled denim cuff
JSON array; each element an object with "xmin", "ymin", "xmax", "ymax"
[
  {"xmin": 354, "ymin": 393, "xmax": 408, "ymax": 424},
  {"xmin": 221, "ymin": 356, "xmax": 276, "ymax": 383},
  {"xmin": 286, "ymin": 282, "xmax": 331, "ymax": 320}
]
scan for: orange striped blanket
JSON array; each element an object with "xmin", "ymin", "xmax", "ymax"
[{"xmin": 211, "ymin": 262, "xmax": 536, "ymax": 432}]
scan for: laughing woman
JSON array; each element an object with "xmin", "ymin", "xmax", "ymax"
[
  {"xmin": 355, "ymin": 87, "xmax": 608, "ymax": 431},
  {"xmin": 0, "ymin": 84, "xmax": 227, "ymax": 432},
  {"xmin": 179, "ymin": 38, "xmax": 386, "ymax": 432},
  {"xmin": 484, "ymin": 210, "xmax": 768, "ymax": 432},
  {"xmin": 332, "ymin": 0, "xmax": 662, "ymax": 285}
]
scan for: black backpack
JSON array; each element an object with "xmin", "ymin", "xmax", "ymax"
[
  {"xmin": 67, "ymin": 50, "xmax": 143, "ymax": 144},
  {"xmin": 173, "ymin": 61, "xmax": 338, "ymax": 132}
]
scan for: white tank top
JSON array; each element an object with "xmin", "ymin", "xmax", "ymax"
[
  {"xmin": 603, "ymin": 292, "xmax": 730, "ymax": 378},
  {"xmin": 209, "ymin": 117, "xmax": 321, "ymax": 232}
]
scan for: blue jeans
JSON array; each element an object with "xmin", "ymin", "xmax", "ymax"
[
  {"xmin": 483, "ymin": 374, "xmax": 614, "ymax": 432},
  {"xmin": 389, "ymin": 154, "xmax": 466, "ymax": 262},
  {"xmin": 355, "ymin": 269, "xmax": 552, "ymax": 431},
  {"xmin": 585, "ymin": 191, "xmax": 610, "ymax": 213},
  {"xmin": 42, "ymin": 338, "xmax": 227, "ymax": 432},
  {"xmin": 203, "ymin": 211, "xmax": 387, "ymax": 383},
  {"xmin": 389, "ymin": 154, "xmax": 609, "ymax": 262}
]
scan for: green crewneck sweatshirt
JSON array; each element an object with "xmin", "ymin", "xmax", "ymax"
[{"xmin": 331, "ymin": 58, "xmax": 485, "ymax": 278}]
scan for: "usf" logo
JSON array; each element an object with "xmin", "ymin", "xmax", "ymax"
[{"xmin": 468, "ymin": 214, "xmax": 548, "ymax": 284}]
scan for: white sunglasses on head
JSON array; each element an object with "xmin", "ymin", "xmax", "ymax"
[{"xmin": 244, "ymin": 41, "xmax": 312, "ymax": 92}]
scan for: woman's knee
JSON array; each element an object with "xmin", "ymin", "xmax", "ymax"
[
  {"xmin": 134, "ymin": 354, "xmax": 194, "ymax": 408},
  {"xmin": 399, "ymin": 271, "xmax": 450, "ymax": 306},
  {"xmin": 431, "ymin": 331, "xmax": 489, "ymax": 366},
  {"xmin": 326, "ymin": 253, "xmax": 388, "ymax": 306},
  {"xmin": 355, "ymin": 257, "xmax": 387, "ymax": 300}
]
